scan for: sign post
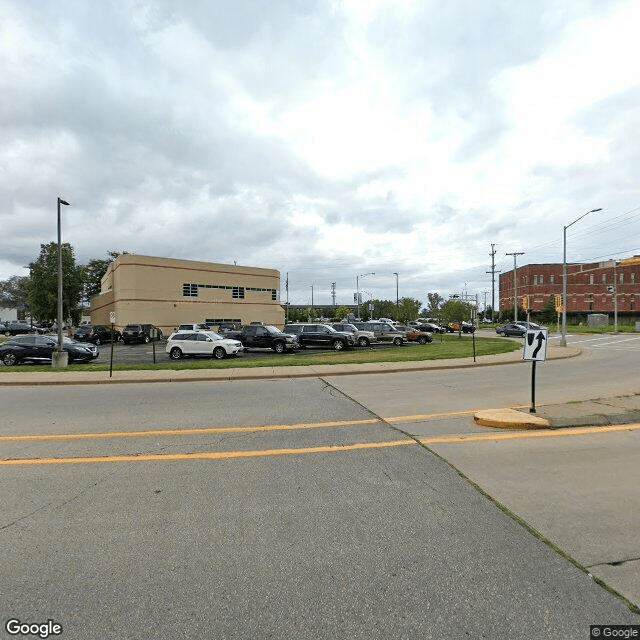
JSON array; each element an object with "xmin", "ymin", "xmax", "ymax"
[{"xmin": 523, "ymin": 328, "xmax": 548, "ymax": 413}]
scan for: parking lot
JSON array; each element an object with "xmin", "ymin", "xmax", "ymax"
[{"xmin": 91, "ymin": 337, "xmax": 417, "ymax": 366}]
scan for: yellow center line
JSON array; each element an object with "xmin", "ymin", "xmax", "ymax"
[
  {"xmin": 0, "ymin": 439, "xmax": 414, "ymax": 466},
  {"xmin": 0, "ymin": 418, "xmax": 382, "ymax": 443},
  {"xmin": 417, "ymin": 422, "xmax": 640, "ymax": 445}
]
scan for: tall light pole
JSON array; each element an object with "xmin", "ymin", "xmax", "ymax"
[
  {"xmin": 561, "ymin": 207, "xmax": 602, "ymax": 346},
  {"xmin": 356, "ymin": 272, "xmax": 374, "ymax": 319},
  {"xmin": 393, "ymin": 272, "xmax": 399, "ymax": 315},
  {"xmin": 54, "ymin": 197, "xmax": 70, "ymax": 368}
]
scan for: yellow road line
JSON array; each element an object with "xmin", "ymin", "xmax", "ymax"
[
  {"xmin": 0, "ymin": 439, "xmax": 414, "ymax": 466},
  {"xmin": 417, "ymin": 423, "xmax": 640, "ymax": 446},
  {"xmin": 0, "ymin": 418, "xmax": 382, "ymax": 443},
  {"xmin": 2, "ymin": 423, "xmax": 640, "ymax": 467}
]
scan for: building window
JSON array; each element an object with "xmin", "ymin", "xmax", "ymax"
[
  {"xmin": 549, "ymin": 275, "xmax": 554, "ymax": 284},
  {"xmin": 272, "ymin": 290, "xmax": 277, "ymax": 300},
  {"xmin": 620, "ymin": 273, "xmax": 624, "ymax": 284},
  {"xmin": 602, "ymin": 274, "xmax": 607, "ymax": 284},
  {"xmin": 631, "ymin": 273, "xmax": 636, "ymax": 284},
  {"xmin": 232, "ymin": 286, "xmax": 245, "ymax": 299},
  {"xmin": 183, "ymin": 283, "xmax": 198, "ymax": 297},
  {"xmin": 589, "ymin": 274, "xmax": 594, "ymax": 285}
]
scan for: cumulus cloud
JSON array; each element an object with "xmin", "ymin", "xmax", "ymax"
[{"xmin": 1, "ymin": 0, "xmax": 639, "ymax": 310}]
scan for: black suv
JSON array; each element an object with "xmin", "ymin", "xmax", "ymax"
[
  {"xmin": 283, "ymin": 324, "xmax": 356, "ymax": 350},
  {"xmin": 122, "ymin": 324, "xmax": 163, "ymax": 344},
  {"xmin": 73, "ymin": 324, "xmax": 121, "ymax": 345}
]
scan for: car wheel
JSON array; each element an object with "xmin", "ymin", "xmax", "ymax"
[
  {"xmin": 144, "ymin": 335, "xmax": 150, "ymax": 344},
  {"xmin": 95, "ymin": 338, "xmax": 101, "ymax": 346},
  {"xmin": 393, "ymin": 337, "xmax": 403, "ymax": 346},
  {"xmin": 332, "ymin": 339, "xmax": 345, "ymax": 351},
  {"xmin": 273, "ymin": 341, "xmax": 285, "ymax": 354},
  {"xmin": 169, "ymin": 347, "xmax": 183, "ymax": 360},
  {"xmin": 497, "ymin": 331, "xmax": 504, "ymax": 336},
  {"xmin": 213, "ymin": 346, "xmax": 226, "ymax": 360},
  {"xmin": 2, "ymin": 353, "xmax": 18, "ymax": 366},
  {"xmin": 357, "ymin": 337, "xmax": 369, "ymax": 347},
  {"xmin": 418, "ymin": 336, "xmax": 427, "ymax": 344}
]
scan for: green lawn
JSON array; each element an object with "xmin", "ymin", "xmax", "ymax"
[{"xmin": 0, "ymin": 335, "xmax": 521, "ymax": 373}]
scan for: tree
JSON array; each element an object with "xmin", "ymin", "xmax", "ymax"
[
  {"xmin": 81, "ymin": 250, "xmax": 125, "ymax": 303},
  {"xmin": 28, "ymin": 242, "xmax": 84, "ymax": 325},
  {"xmin": 426, "ymin": 292, "xmax": 444, "ymax": 315},
  {"xmin": 537, "ymin": 297, "xmax": 557, "ymax": 325},
  {"xmin": 334, "ymin": 305, "xmax": 351, "ymax": 321},
  {"xmin": 439, "ymin": 300, "xmax": 473, "ymax": 324},
  {"xmin": 0, "ymin": 275, "xmax": 31, "ymax": 309},
  {"xmin": 397, "ymin": 297, "xmax": 422, "ymax": 324}
]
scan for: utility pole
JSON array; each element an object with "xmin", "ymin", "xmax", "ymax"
[
  {"xmin": 331, "ymin": 282, "xmax": 336, "ymax": 307},
  {"xmin": 486, "ymin": 244, "xmax": 500, "ymax": 321},
  {"xmin": 506, "ymin": 251, "xmax": 524, "ymax": 321}
]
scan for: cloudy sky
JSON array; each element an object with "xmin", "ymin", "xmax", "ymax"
[{"xmin": 2, "ymin": 0, "xmax": 639, "ymax": 311}]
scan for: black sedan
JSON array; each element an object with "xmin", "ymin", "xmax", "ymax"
[
  {"xmin": 496, "ymin": 322, "xmax": 543, "ymax": 337},
  {"xmin": 74, "ymin": 324, "xmax": 121, "ymax": 345},
  {"xmin": 2, "ymin": 321, "xmax": 47, "ymax": 335},
  {"xmin": 0, "ymin": 335, "xmax": 100, "ymax": 366}
]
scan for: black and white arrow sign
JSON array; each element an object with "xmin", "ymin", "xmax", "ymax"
[{"xmin": 523, "ymin": 329, "xmax": 549, "ymax": 361}]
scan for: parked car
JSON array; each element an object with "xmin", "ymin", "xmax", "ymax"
[
  {"xmin": 352, "ymin": 322, "xmax": 406, "ymax": 345},
  {"xmin": 177, "ymin": 323, "xmax": 208, "ymax": 332},
  {"xmin": 416, "ymin": 322, "xmax": 447, "ymax": 334},
  {"xmin": 283, "ymin": 324, "xmax": 356, "ymax": 350},
  {"xmin": 122, "ymin": 324, "xmax": 163, "ymax": 344},
  {"xmin": 226, "ymin": 325, "xmax": 298, "ymax": 353},
  {"xmin": 330, "ymin": 322, "xmax": 377, "ymax": 347},
  {"xmin": 448, "ymin": 321, "xmax": 476, "ymax": 334},
  {"xmin": 3, "ymin": 321, "xmax": 47, "ymax": 336},
  {"xmin": 73, "ymin": 324, "xmax": 121, "ymax": 345},
  {"xmin": 396, "ymin": 325, "xmax": 433, "ymax": 344},
  {"xmin": 496, "ymin": 322, "xmax": 527, "ymax": 338},
  {"xmin": 166, "ymin": 331, "xmax": 243, "ymax": 360},
  {"xmin": 0, "ymin": 335, "xmax": 100, "ymax": 365}
]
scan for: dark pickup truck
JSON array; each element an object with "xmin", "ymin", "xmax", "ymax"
[{"xmin": 227, "ymin": 324, "xmax": 298, "ymax": 353}]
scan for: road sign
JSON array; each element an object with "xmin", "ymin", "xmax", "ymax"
[
  {"xmin": 523, "ymin": 329, "xmax": 548, "ymax": 361},
  {"xmin": 109, "ymin": 311, "xmax": 116, "ymax": 324}
]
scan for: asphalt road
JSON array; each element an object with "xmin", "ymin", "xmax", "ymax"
[{"xmin": 1, "ymin": 333, "xmax": 639, "ymax": 639}]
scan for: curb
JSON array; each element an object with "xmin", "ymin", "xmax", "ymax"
[
  {"xmin": 474, "ymin": 408, "xmax": 551, "ymax": 430},
  {"xmin": 0, "ymin": 345, "xmax": 582, "ymax": 386}
]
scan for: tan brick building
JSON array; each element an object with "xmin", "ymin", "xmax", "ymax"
[
  {"xmin": 89, "ymin": 254, "xmax": 284, "ymax": 334},
  {"xmin": 499, "ymin": 257, "xmax": 640, "ymax": 320}
]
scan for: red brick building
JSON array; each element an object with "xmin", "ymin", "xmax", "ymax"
[{"xmin": 499, "ymin": 256, "xmax": 640, "ymax": 319}]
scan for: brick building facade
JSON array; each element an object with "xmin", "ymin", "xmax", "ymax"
[{"xmin": 499, "ymin": 257, "xmax": 640, "ymax": 319}]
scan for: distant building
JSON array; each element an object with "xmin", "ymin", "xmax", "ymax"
[
  {"xmin": 499, "ymin": 257, "xmax": 640, "ymax": 320},
  {"xmin": 89, "ymin": 254, "xmax": 284, "ymax": 333}
]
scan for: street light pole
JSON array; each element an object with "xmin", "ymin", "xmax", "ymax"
[
  {"xmin": 561, "ymin": 208, "xmax": 602, "ymax": 347},
  {"xmin": 54, "ymin": 197, "xmax": 70, "ymax": 368},
  {"xmin": 356, "ymin": 272, "xmax": 374, "ymax": 319},
  {"xmin": 393, "ymin": 272, "xmax": 399, "ymax": 315}
]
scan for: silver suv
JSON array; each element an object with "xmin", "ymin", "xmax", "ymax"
[
  {"xmin": 330, "ymin": 322, "xmax": 377, "ymax": 347},
  {"xmin": 353, "ymin": 321, "xmax": 406, "ymax": 345}
]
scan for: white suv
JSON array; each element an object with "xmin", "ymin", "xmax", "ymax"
[{"xmin": 166, "ymin": 331, "xmax": 243, "ymax": 360}]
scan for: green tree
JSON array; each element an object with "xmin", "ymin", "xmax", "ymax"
[
  {"xmin": 334, "ymin": 305, "xmax": 351, "ymax": 321},
  {"xmin": 537, "ymin": 297, "xmax": 557, "ymax": 325},
  {"xmin": 439, "ymin": 300, "xmax": 473, "ymax": 324},
  {"xmin": 28, "ymin": 242, "xmax": 84, "ymax": 325},
  {"xmin": 81, "ymin": 250, "xmax": 124, "ymax": 303},
  {"xmin": 426, "ymin": 292, "xmax": 444, "ymax": 315},
  {"xmin": 0, "ymin": 275, "xmax": 31, "ymax": 309},
  {"xmin": 397, "ymin": 297, "xmax": 422, "ymax": 323}
]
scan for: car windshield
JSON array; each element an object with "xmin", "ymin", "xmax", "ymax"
[
  {"xmin": 265, "ymin": 326, "xmax": 281, "ymax": 335},
  {"xmin": 125, "ymin": 325, "xmax": 141, "ymax": 330}
]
